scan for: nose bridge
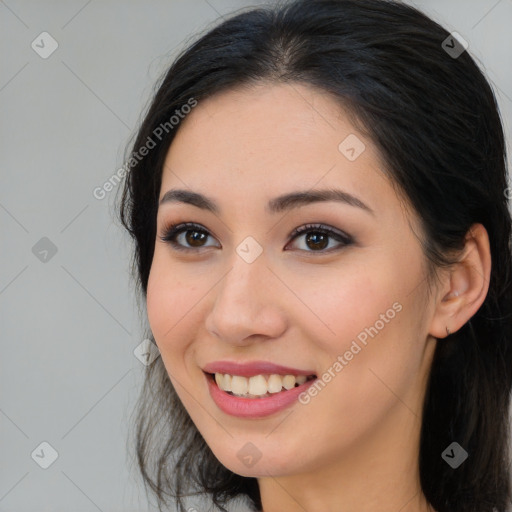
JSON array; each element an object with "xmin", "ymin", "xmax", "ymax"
[
  {"xmin": 217, "ymin": 247, "xmax": 269, "ymax": 316},
  {"xmin": 205, "ymin": 246, "xmax": 286, "ymax": 344}
]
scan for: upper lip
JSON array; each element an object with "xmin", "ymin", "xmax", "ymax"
[{"xmin": 202, "ymin": 360, "xmax": 316, "ymax": 377}]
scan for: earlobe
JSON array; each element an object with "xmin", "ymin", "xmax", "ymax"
[{"xmin": 429, "ymin": 223, "xmax": 491, "ymax": 339}]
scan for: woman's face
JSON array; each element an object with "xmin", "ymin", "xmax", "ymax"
[{"xmin": 146, "ymin": 82, "xmax": 439, "ymax": 478}]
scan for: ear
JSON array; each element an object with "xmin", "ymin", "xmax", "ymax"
[{"xmin": 429, "ymin": 223, "xmax": 491, "ymax": 339}]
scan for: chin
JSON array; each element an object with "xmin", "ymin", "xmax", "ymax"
[{"xmin": 207, "ymin": 437, "xmax": 303, "ymax": 478}]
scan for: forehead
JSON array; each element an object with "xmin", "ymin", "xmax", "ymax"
[
  {"xmin": 166, "ymin": 82, "xmax": 369, "ymax": 161},
  {"xmin": 159, "ymin": 82, "xmax": 395, "ymax": 216}
]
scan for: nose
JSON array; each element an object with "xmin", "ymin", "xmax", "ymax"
[{"xmin": 204, "ymin": 252, "xmax": 288, "ymax": 347}]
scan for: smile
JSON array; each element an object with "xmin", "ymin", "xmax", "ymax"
[
  {"xmin": 202, "ymin": 360, "xmax": 318, "ymax": 418},
  {"xmin": 213, "ymin": 372, "xmax": 316, "ymax": 398}
]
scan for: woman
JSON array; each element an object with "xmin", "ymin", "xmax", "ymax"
[{"xmin": 117, "ymin": 0, "xmax": 512, "ymax": 511}]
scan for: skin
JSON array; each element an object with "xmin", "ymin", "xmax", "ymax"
[{"xmin": 146, "ymin": 82, "xmax": 491, "ymax": 512}]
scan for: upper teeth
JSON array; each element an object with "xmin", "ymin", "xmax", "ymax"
[{"xmin": 214, "ymin": 373, "xmax": 309, "ymax": 396}]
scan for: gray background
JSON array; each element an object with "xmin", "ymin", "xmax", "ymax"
[{"xmin": 1, "ymin": 1, "xmax": 511, "ymax": 511}]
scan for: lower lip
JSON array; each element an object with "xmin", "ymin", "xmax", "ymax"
[{"xmin": 205, "ymin": 372, "xmax": 317, "ymax": 418}]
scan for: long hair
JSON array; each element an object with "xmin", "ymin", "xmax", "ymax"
[{"xmin": 117, "ymin": 1, "xmax": 512, "ymax": 511}]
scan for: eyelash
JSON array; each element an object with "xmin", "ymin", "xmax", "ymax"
[{"xmin": 158, "ymin": 222, "xmax": 354, "ymax": 254}]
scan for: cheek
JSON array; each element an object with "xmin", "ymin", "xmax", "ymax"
[
  {"xmin": 146, "ymin": 263, "xmax": 174, "ymax": 342},
  {"xmin": 146, "ymin": 253, "xmax": 215, "ymax": 378},
  {"xmin": 290, "ymin": 253, "xmax": 425, "ymax": 399},
  {"xmin": 146, "ymin": 256, "xmax": 197, "ymax": 351},
  {"xmin": 284, "ymin": 259, "xmax": 400, "ymax": 356}
]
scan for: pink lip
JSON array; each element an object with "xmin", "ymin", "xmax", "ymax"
[
  {"xmin": 202, "ymin": 360, "xmax": 316, "ymax": 377},
  {"xmin": 203, "ymin": 371, "xmax": 318, "ymax": 419}
]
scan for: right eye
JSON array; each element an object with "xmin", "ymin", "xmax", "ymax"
[{"xmin": 159, "ymin": 222, "xmax": 220, "ymax": 252}]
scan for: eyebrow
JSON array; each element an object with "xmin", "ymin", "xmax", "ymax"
[{"xmin": 159, "ymin": 188, "xmax": 374, "ymax": 216}]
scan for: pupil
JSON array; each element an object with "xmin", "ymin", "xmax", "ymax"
[
  {"xmin": 306, "ymin": 232, "xmax": 328, "ymax": 250},
  {"xmin": 187, "ymin": 230, "xmax": 206, "ymax": 247}
]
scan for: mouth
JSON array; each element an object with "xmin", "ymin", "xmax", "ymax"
[
  {"xmin": 204, "ymin": 370, "xmax": 319, "ymax": 418},
  {"xmin": 206, "ymin": 371, "xmax": 318, "ymax": 399},
  {"xmin": 201, "ymin": 360, "xmax": 319, "ymax": 417}
]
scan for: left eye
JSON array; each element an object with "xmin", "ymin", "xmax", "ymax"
[
  {"xmin": 287, "ymin": 223, "xmax": 353, "ymax": 252},
  {"xmin": 159, "ymin": 222, "xmax": 353, "ymax": 253}
]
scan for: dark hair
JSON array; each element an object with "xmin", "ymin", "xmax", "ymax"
[{"xmin": 117, "ymin": 1, "xmax": 512, "ymax": 511}]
